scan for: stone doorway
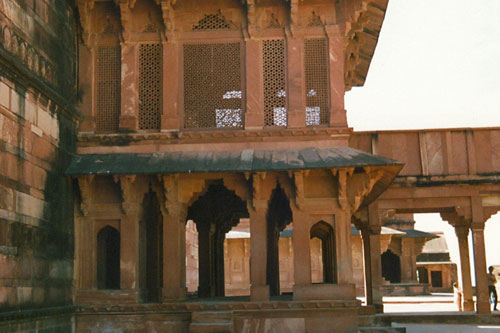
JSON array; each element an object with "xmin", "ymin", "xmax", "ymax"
[
  {"xmin": 97, "ymin": 226, "xmax": 120, "ymax": 290},
  {"xmin": 310, "ymin": 221, "xmax": 336, "ymax": 284}
]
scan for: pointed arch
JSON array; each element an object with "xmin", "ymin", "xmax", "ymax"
[
  {"xmin": 97, "ymin": 226, "xmax": 120, "ymax": 289},
  {"xmin": 310, "ymin": 221, "xmax": 336, "ymax": 284}
]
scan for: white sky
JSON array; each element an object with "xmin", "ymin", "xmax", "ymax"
[{"xmin": 345, "ymin": 0, "xmax": 500, "ymax": 281}]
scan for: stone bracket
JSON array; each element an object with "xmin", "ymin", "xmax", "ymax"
[{"xmin": 76, "ymin": 175, "xmax": 94, "ymax": 216}]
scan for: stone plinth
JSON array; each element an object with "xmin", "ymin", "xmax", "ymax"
[{"xmin": 293, "ymin": 283, "xmax": 356, "ymax": 301}]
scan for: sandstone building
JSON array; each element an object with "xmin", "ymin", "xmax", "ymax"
[{"xmin": 0, "ymin": 0, "xmax": 499, "ymax": 332}]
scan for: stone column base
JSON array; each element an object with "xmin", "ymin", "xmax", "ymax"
[
  {"xmin": 162, "ymin": 287, "xmax": 187, "ymax": 302},
  {"xmin": 250, "ymin": 285, "xmax": 270, "ymax": 301},
  {"xmin": 75, "ymin": 289, "xmax": 140, "ymax": 305},
  {"xmin": 293, "ymin": 283, "xmax": 356, "ymax": 301},
  {"xmin": 463, "ymin": 299, "xmax": 474, "ymax": 311},
  {"xmin": 476, "ymin": 300, "xmax": 491, "ymax": 314}
]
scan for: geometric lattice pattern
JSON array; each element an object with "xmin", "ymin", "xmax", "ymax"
[
  {"xmin": 263, "ymin": 40, "xmax": 287, "ymax": 127},
  {"xmin": 183, "ymin": 43, "xmax": 243, "ymax": 129},
  {"xmin": 304, "ymin": 38, "xmax": 329, "ymax": 126},
  {"xmin": 96, "ymin": 46, "xmax": 121, "ymax": 132},
  {"xmin": 193, "ymin": 10, "xmax": 231, "ymax": 30},
  {"xmin": 139, "ymin": 43, "xmax": 162, "ymax": 130}
]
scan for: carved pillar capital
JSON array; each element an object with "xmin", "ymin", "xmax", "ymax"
[
  {"xmin": 77, "ymin": 0, "xmax": 95, "ymax": 47},
  {"xmin": 76, "ymin": 175, "xmax": 94, "ymax": 216},
  {"xmin": 114, "ymin": 175, "xmax": 139, "ymax": 215},
  {"xmin": 454, "ymin": 224, "xmax": 470, "ymax": 239}
]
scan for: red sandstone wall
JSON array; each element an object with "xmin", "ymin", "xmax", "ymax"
[
  {"xmin": 350, "ymin": 129, "xmax": 500, "ymax": 176},
  {"xmin": 0, "ymin": 0, "xmax": 78, "ymax": 315}
]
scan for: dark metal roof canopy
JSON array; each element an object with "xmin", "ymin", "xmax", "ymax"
[
  {"xmin": 66, "ymin": 147, "xmax": 401, "ymax": 176},
  {"xmin": 66, "ymin": 147, "xmax": 403, "ymax": 207}
]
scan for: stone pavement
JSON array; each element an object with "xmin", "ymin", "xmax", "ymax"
[{"xmin": 362, "ymin": 293, "xmax": 500, "ymax": 332}]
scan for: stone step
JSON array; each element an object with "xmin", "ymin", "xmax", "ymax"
[
  {"xmin": 358, "ymin": 315, "xmax": 392, "ymax": 328},
  {"xmin": 359, "ymin": 327, "xmax": 405, "ymax": 333},
  {"xmin": 191, "ymin": 311, "xmax": 233, "ymax": 323},
  {"xmin": 189, "ymin": 322, "xmax": 233, "ymax": 333}
]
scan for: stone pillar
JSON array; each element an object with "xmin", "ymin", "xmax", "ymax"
[
  {"xmin": 361, "ymin": 225, "xmax": 383, "ymax": 313},
  {"xmin": 286, "ymin": 37, "xmax": 306, "ymax": 128},
  {"xmin": 400, "ymin": 238, "xmax": 417, "ymax": 283},
  {"xmin": 78, "ymin": 45, "xmax": 95, "ymax": 132},
  {"xmin": 336, "ymin": 210, "xmax": 353, "ymax": 284},
  {"xmin": 244, "ymin": 39, "xmax": 264, "ymax": 129},
  {"xmin": 119, "ymin": 42, "xmax": 137, "ymax": 131},
  {"xmin": 471, "ymin": 222, "xmax": 490, "ymax": 314},
  {"xmin": 249, "ymin": 204, "xmax": 270, "ymax": 300},
  {"xmin": 454, "ymin": 225, "xmax": 474, "ymax": 311},
  {"xmin": 161, "ymin": 41, "xmax": 180, "ymax": 131},
  {"xmin": 120, "ymin": 204, "xmax": 141, "ymax": 300},
  {"xmin": 197, "ymin": 222, "xmax": 215, "ymax": 298},
  {"xmin": 325, "ymin": 25, "xmax": 347, "ymax": 128},
  {"xmin": 292, "ymin": 211, "xmax": 312, "ymax": 287},
  {"xmin": 75, "ymin": 217, "xmax": 95, "ymax": 290},
  {"xmin": 162, "ymin": 203, "xmax": 188, "ymax": 301}
]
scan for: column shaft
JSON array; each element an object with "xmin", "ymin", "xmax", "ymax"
[
  {"xmin": 244, "ymin": 39, "xmax": 264, "ymax": 129},
  {"xmin": 119, "ymin": 42, "xmax": 137, "ymax": 130},
  {"xmin": 249, "ymin": 208, "xmax": 269, "ymax": 300},
  {"xmin": 325, "ymin": 25, "xmax": 347, "ymax": 127},
  {"xmin": 286, "ymin": 38, "xmax": 306, "ymax": 128},
  {"xmin": 455, "ymin": 226, "xmax": 474, "ymax": 311},
  {"xmin": 161, "ymin": 42, "xmax": 179, "ymax": 131},
  {"xmin": 293, "ymin": 211, "xmax": 311, "ymax": 285},
  {"xmin": 162, "ymin": 211, "xmax": 187, "ymax": 300},
  {"xmin": 337, "ymin": 211, "xmax": 353, "ymax": 284},
  {"xmin": 361, "ymin": 227, "xmax": 383, "ymax": 312},
  {"xmin": 472, "ymin": 225, "xmax": 490, "ymax": 314},
  {"xmin": 120, "ymin": 213, "xmax": 140, "ymax": 292}
]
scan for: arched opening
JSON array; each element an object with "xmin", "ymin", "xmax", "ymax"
[
  {"xmin": 266, "ymin": 184, "xmax": 293, "ymax": 296},
  {"xmin": 310, "ymin": 221, "xmax": 336, "ymax": 284},
  {"xmin": 139, "ymin": 189, "xmax": 163, "ymax": 303},
  {"xmin": 381, "ymin": 249, "xmax": 401, "ymax": 283},
  {"xmin": 187, "ymin": 182, "xmax": 249, "ymax": 298},
  {"xmin": 417, "ymin": 267, "xmax": 429, "ymax": 284},
  {"xmin": 97, "ymin": 226, "xmax": 120, "ymax": 289}
]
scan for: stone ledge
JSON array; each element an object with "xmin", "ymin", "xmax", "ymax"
[
  {"xmin": 0, "ymin": 305, "xmax": 75, "ymax": 322},
  {"xmin": 77, "ymin": 127, "xmax": 352, "ymax": 146},
  {"xmin": 77, "ymin": 298, "xmax": 360, "ymax": 314},
  {"xmin": 0, "ymin": 245, "xmax": 17, "ymax": 256}
]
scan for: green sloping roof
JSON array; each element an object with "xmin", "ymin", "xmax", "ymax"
[
  {"xmin": 399, "ymin": 229, "xmax": 439, "ymax": 239},
  {"xmin": 65, "ymin": 147, "xmax": 401, "ymax": 176}
]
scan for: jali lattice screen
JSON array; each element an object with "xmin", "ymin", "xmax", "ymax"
[
  {"xmin": 96, "ymin": 46, "xmax": 121, "ymax": 132},
  {"xmin": 184, "ymin": 43, "xmax": 243, "ymax": 129},
  {"xmin": 139, "ymin": 43, "xmax": 162, "ymax": 130},
  {"xmin": 263, "ymin": 40, "xmax": 287, "ymax": 127},
  {"xmin": 304, "ymin": 38, "xmax": 329, "ymax": 126}
]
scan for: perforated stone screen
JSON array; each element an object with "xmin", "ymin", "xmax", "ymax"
[
  {"xmin": 304, "ymin": 38, "xmax": 329, "ymax": 126},
  {"xmin": 139, "ymin": 43, "xmax": 162, "ymax": 130},
  {"xmin": 96, "ymin": 46, "xmax": 121, "ymax": 132},
  {"xmin": 263, "ymin": 40, "xmax": 287, "ymax": 127},
  {"xmin": 183, "ymin": 43, "xmax": 243, "ymax": 129}
]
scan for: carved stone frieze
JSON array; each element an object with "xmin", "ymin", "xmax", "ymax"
[{"xmin": 0, "ymin": 24, "xmax": 57, "ymax": 86}]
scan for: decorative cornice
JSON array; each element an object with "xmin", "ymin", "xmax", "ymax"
[
  {"xmin": 77, "ymin": 127, "xmax": 351, "ymax": 145},
  {"xmin": 344, "ymin": 0, "xmax": 388, "ymax": 90}
]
